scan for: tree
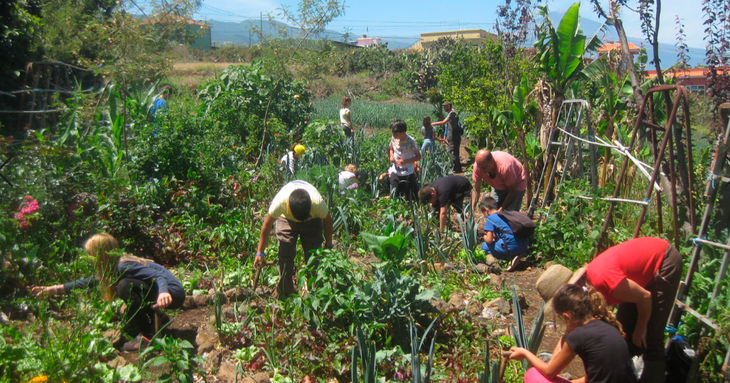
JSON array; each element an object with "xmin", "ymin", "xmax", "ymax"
[{"xmin": 703, "ymin": 0, "xmax": 730, "ymax": 130}]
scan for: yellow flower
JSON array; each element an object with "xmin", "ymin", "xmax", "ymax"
[{"xmin": 29, "ymin": 376, "xmax": 48, "ymax": 383}]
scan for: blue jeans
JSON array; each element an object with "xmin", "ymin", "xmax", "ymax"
[
  {"xmin": 421, "ymin": 139, "xmax": 434, "ymax": 153},
  {"xmin": 492, "ymin": 189, "xmax": 525, "ymax": 211}
]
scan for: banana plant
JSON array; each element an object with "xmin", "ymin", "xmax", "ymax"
[{"xmin": 534, "ymin": 2, "xmax": 606, "ymax": 148}]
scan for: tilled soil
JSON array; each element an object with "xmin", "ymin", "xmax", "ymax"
[{"xmin": 115, "ymin": 265, "xmax": 585, "ymax": 382}]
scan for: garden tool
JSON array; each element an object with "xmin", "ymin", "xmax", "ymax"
[{"xmin": 251, "ymin": 261, "xmax": 274, "ymax": 292}]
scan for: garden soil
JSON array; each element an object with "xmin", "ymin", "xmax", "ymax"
[{"xmin": 116, "ymin": 265, "xmax": 585, "ymax": 382}]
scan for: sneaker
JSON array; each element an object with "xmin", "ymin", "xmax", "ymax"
[
  {"xmin": 506, "ymin": 256, "xmax": 523, "ymax": 272},
  {"xmin": 122, "ymin": 334, "xmax": 151, "ymax": 352}
]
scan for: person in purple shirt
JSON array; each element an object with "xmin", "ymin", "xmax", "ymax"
[{"xmin": 32, "ymin": 233, "xmax": 185, "ymax": 351}]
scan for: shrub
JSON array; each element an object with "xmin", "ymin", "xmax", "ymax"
[{"xmin": 198, "ymin": 61, "xmax": 312, "ymax": 160}]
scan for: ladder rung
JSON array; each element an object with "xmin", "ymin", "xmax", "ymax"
[
  {"xmin": 674, "ymin": 299, "xmax": 718, "ymax": 330},
  {"xmin": 693, "ymin": 238, "xmax": 730, "ymax": 251}
]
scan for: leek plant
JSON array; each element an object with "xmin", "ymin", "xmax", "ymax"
[
  {"xmin": 478, "ymin": 340, "xmax": 501, "ymax": 383},
  {"xmin": 351, "ymin": 325, "xmax": 378, "ymax": 383},
  {"xmin": 408, "ymin": 317, "xmax": 438, "ymax": 383},
  {"xmin": 510, "ymin": 286, "xmax": 546, "ymax": 369},
  {"xmin": 456, "ymin": 204, "xmax": 480, "ymax": 269}
]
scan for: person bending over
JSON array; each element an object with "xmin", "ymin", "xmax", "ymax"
[{"xmin": 32, "ymin": 233, "xmax": 185, "ymax": 351}]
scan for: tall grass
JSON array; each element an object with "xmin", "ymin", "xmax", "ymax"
[{"xmin": 312, "ymin": 96, "xmax": 434, "ymax": 130}]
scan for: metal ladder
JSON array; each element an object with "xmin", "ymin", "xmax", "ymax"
[{"xmin": 527, "ymin": 99, "xmax": 597, "ymax": 218}]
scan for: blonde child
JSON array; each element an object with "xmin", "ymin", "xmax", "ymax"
[{"xmin": 32, "ymin": 233, "xmax": 185, "ymax": 351}]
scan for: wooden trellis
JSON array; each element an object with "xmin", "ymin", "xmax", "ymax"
[{"xmin": 666, "ymin": 102, "xmax": 730, "ymax": 382}]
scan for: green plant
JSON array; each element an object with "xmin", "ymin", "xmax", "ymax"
[
  {"xmin": 478, "ymin": 340, "xmax": 501, "ymax": 383},
  {"xmin": 139, "ymin": 336, "xmax": 205, "ymax": 383},
  {"xmin": 197, "ymin": 62, "xmax": 311, "ymax": 160},
  {"xmin": 351, "ymin": 325, "xmax": 378, "ymax": 383},
  {"xmin": 510, "ymin": 286, "xmax": 546, "ymax": 369},
  {"xmin": 290, "ymin": 249, "xmax": 362, "ymax": 328},
  {"xmin": 456, "ymin": 204, "xmax": 480, "ymax": 268},
  {"xmin": 408, "ymin": 317, "xmax": 438, "ymax": 383}
]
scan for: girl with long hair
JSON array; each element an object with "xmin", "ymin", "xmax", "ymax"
[
  {"xmin": 32, "ymin": 233, "xmax": 185, "ymax": 351},
  {"xmin": 508, "ymin": 284, "xmax": 636, "ymax": 383}
]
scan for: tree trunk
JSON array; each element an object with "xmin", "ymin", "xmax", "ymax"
[{"xmin": 610, "ymin": 15, "xmax": 643, "ymax": 108}]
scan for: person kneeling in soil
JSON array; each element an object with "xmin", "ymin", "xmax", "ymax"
[
  {"xmin": 418, "ymin": 175, "xmax": 471, "ymax": 232},
  {"xmin": 32, "ymin": 233, "xmax": 185, "ymax": 351},
  {"xmin": 479, "ymin": 196, "xmax": 528, "ymax": 271},
  {"xmin": 254, "ymin": 180, "xmax": 333, "ymax": 298},
  {"xmin": 508, "ymin": 284, "xmax": 637, "ymax": 383}
]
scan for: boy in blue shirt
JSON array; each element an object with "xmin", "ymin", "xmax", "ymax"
[{"xmin": 479, "ymin": 196, "xmax": 528, "ymax": 271}]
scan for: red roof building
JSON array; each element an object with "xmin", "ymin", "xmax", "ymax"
[
  {"xmin": 598, "ymin": 42, "xmax": 640, "ymax": 56},
  {"xmin": 356, "ymin": 35, "xmax": 382, "ymax": 47},
  {"xmin": 646, "ymin": 67, "xmax": 730, "ymax": 94}
]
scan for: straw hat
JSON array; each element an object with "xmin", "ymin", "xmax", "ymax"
[{"xmin": 535, "ymin": 264, "xmax": 587, "ymax": 315}]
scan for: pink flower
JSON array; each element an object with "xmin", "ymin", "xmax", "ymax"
[{"xmin": 14, "ymin": 195, "xmax": 39, "ymax": 228}]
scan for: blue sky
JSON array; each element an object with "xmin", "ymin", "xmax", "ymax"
[{"xmin": 193, "ymin": 0, "xmax": 707, "ymax": 49}]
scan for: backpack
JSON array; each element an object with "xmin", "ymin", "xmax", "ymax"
[
  {"xmin": 498, "ymin": 210, "xmax": 536, "ymax": 239},
  {"xmin": 456, "ymin": 117, "xmax": 464, "ymax": 135}
]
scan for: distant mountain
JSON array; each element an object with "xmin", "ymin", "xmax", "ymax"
[
  {"xmin": 207, "ymin": 19, "xmax": 352, "ymax": 47},
  {"xmin": 206, "ymin": 19, "xmax": 416, "ymax": 49},
  {"xmin": 548, "ymin": 12, "xmax": 705, "ymax": 67},
  {"xmin": 205, "ymin": 16, "xmax": 704, "ymax": 66}
]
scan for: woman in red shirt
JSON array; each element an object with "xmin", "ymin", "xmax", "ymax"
[{"xmin": 583, "ymin": 237, "xmax": 682, "ymax": 383}]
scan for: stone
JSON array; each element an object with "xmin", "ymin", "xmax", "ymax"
[
  {"xmin": 225, "ymin": 287, "xmax": 242, "ymax": 301},
  {"xmin": 489, "ymin": 273, "xmax": 502, "ymax": 287},
  {"xmin": 196, "ymin": 325, "xmax": 218, "ymax": 355},
  {"xmin": 203, "ymin": 349, "xmax": 222, "ymax": 372},
  {"xmin": 442, "ymin": 263, "xmax": 454, "ymax": 271},
  {"xmin": 107, "ymin": 355, "xmax": 127, "ymax": 368},
  {"xmin": 433, "ymin": 262, "xmax": 443, "ymax": 271},
  {"xmin": 485, "ymin": 298, "xmax": 512, "ymax": 315},
  {"xmin": 535, "ymin": 264, "xmax": 573, "ymax": 301},
  {"xmin": 485, "ymin": 254, "xmax": 499, "ymax": 265},
  {"xmin": 475, "ymin": 263, "xmax": 489, "ymax": 274},
  {"xmin": 480, "ymin": 307, "xmax": 501, "ymax": 320},
  {"xmin": 252, "ymin": 371, "xmax": 270, "ymax": 383},
  {"xmin": 447, "ymin": 292, "xmax": 467, "ymax": 312},
  {"xmin": 183, "ymin": 296, "xmax": 198, "ymax": 309},
  {"xmin": 466, "ymin": 301, "xmax": 482, "ymax": 316},
  {"xmin": 430, "ymin": 299, "xmax": 453, "ymax": 314},
  {"xmin": 193, "ymin": 294, "xmax": 210, "ymax": 307}
]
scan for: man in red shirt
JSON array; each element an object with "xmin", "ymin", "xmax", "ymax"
[
  {"xmin": 471, "ymin": 149, "xmax": 527, "ymax": 212},
  {"xmin": 585, "ymin": 237, "xmax": 682, "ymax": 383}
]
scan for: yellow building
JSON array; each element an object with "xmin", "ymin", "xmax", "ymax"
[{"xmin": 417, "ymin": 29, "xmax": 496, "ymax": 49}]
